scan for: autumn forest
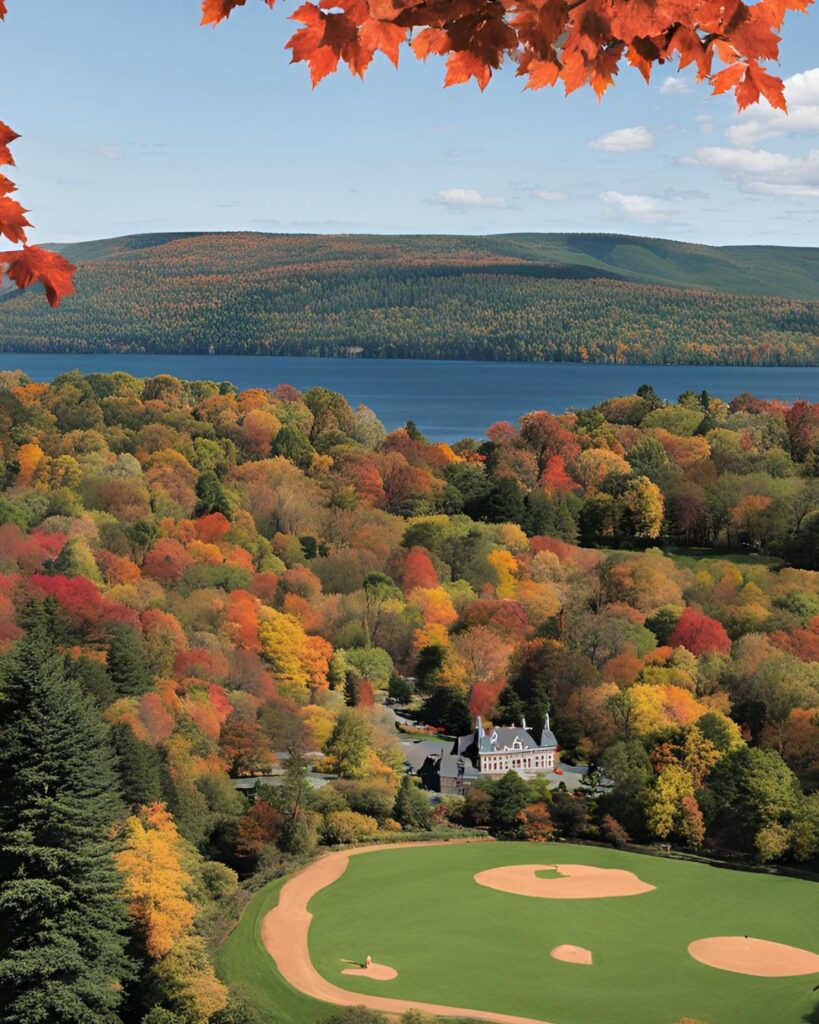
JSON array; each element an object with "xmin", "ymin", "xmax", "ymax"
[
  {"xmin": 1, "ymin": 234, "xmax": 817, "ymax": 366},
  {"xmin": 0, "ymin": 369, "xmax": 818, "ymax": 1023}
]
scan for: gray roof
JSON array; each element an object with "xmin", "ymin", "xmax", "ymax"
[
  {"xmin": 540, "ymin": 726, "xmax": 558, "ymax": 748},
  {"xmin": 478, "ymin": 726, "xmax": 540, "ymax": 753},
  {"xmin": 437, "ymin": 753, "xmax": 481, "ymax": 781},
  {"xmin": 400, "ymin": 737, "xmax": 451, "ymax": 772}
]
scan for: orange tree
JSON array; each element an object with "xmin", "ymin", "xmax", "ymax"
[{"xmin": 1, "ymin": 0, "xmax": 812, "ymax": 306}]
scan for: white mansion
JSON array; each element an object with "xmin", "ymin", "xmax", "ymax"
[{"xmin": 421, "ymin": 714, "xmax": 559, "ymax": 795}]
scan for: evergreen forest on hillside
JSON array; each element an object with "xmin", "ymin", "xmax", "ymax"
[{"xmin": 1, "ymin": 233, "xmax": 816, "ymax": 365}]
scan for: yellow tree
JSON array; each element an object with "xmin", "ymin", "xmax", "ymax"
[
  {"xmin": 116, "ymin": 803, "xmax": 196, "ymax": 959},
  {"xmin": 623, "ymin": 475, "xmax": 665, "ymax": 539},
  {"xmin": 645, "ymin": 763, "xmax": 695, "ymax": 840}
]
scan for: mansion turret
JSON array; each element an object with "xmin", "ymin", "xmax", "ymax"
[{"xmin": 420, "ymin": 715, "xmax": 559, "ymax": 796}]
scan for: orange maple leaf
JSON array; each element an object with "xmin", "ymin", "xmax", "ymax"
[
  {"xmin": 1, "ymin": 245, "xmax": 77, "ymax": 308},
  {"xmin": 0, "ymin": 195, "xmax": 30, "ymax": 244},
  {"xmin": 710, "ymin": 61, "xmax": 746, "ymax": 95},
  {"xmin": 411, "ymin": 27, "xmax": 450, "ymax": 60},
  {"xmin": 201, "ymin": 0, "xmax": 275, "ymax": 26},
  {"xmin": 444, "ymin": 50, "xmax": 493, "ymax": 89},
  {"xmin": 737, "ymin": 59, "xmax": 787, "ymax": 109},
  {"xmin": 0, "ymin": 122, "xmax": 20, "ymax": 167},
  {"xmin": 358, "ymin": 17, "xmax": 406, "ymax": 66},
  {"xmin": 518, "ymin": 56, "xmax": 560, "ymax": 90}
]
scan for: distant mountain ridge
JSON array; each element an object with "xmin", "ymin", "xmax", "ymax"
[{"xmin": 0, "ymin": 232, "xmax": 816, "ymax": 365}]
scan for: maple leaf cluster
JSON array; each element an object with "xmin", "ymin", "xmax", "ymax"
[
  {"xmin": 202, "ymin": 0, "xmax": 808, "ymax": 108},
  {"xmin": 0, "ymin": 13, "xmax": 76, "ymax": 307}
]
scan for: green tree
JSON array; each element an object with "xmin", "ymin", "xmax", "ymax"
[
  {"xmin": 272, "ymin": 747, "xmax": 321, "ymax": 856},
  {"xmin": 393, "ymin": 776, "xmax": 432, "ymax": 831},
  {"xmin": 489, "ymin": 771, "xmax": 530, "ymax": 838},
  {"xmin": 110, "ymin": 722, "xmax": 164, "ymax": 808},
  {"xmin": 324, "ymin": 709, "xmax": 372, "ymax": 779},
  {"xmin": 421, "ymin": 687, "xmax": 472, "ymax": 737},
  {"xmin": 194, "ymin": 470, "xmax": 232, "ymax": 518},
  {"xmin": 108, "ymin": 622, "xmax": 153, "ymax": 697},
  {"xmin": 0, "ymin": 607, "xmax": 131, "ymax": 1023},
  {"xmin": 705, "ymin": 747, "xmax": 801, "ymax": 852},
  {"xmin": 270, "ymin": 426, "xmax": 313, "ymax": 470}
]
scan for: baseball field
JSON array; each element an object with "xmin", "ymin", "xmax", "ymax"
[{"xmin": 218, "ymin": 840, "xmax": 819, "ymax": 1024}]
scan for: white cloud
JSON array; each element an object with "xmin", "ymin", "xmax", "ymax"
[
  {"xmin": 599, "ymin": 190, "xmax": 670, "ymax": 223},
  {"xmin": 692, "ymin": 145, "xmax": 819, "ymax": 198},
  {"xmin": 433, "ymin": 188, "xmax": 506, "ymax": 208},
  {"xmin": 726, "ymin": 67, "xmax": 819, "ymax": 145},
  {"xmin": 590, "ymin": 126, "xmax": 655, "ymax": 152},
  {"xmin": 660, "ymin": 77, "xmax": 691, "ymax": 94},
  {"xmin": 533, "ymin": 190, "xmax": 569, "ymax": 201},
  {"xmin": 99, "ymin": 145, "xmax": 122, "ymax": 160}
]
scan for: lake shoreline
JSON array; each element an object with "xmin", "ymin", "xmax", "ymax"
[{"xmin": 2, "ymin": 352, "xmax": 817, "ymax": 443}]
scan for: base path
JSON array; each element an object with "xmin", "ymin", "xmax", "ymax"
[
  {"xmin": 688, "ymin": 937, "xmax": 819, "ymax": 977},
  {"xmin": 261, "ymin": 840, "xmax": 556, "ymax": 1024},
  {"xmin": 474, "ymin": 863, "xmax": 655, "ymax": 899}
]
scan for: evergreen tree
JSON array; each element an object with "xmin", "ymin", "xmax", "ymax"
[
  {"xmin": 553, "ymin": 495, "xmax": 579, "ymax": 543},
  {"xmin": 110, "ymin": 722, "xmax": 164, "ymax": 807},
  {"xmin": 108, "ymin": 622, "xmax": 153, "ymax": 697},
  {"xmin": 524, "ymin": 490, "xmax": 556, "ymax": 536},
  {"xmin": 71, "ymin": 653, "xmax": 116, "ymax": 708},
  {"xmin": 494, "ymin": 685, "xmax": 526, "ymax": 727},
  {"xmin": 194, "ymin": 470, "xmax": 232, "ymax": 519},
  {"xmin": 0, "ymin": 606, "xmax": 131, "ymax": 1023},
  {"xmin": 421, "ymin": 687, "xmax": 472, "ymax": 737}
]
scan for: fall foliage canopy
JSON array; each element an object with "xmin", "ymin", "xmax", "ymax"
[{"xmin": 201, "ymin": 0, "xmax": 807, "ymax": 107}]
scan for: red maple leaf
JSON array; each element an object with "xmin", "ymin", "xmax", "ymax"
[
  {"xmin": 1, "ymin": 246, "xmax": 77, "ymax": 307},
  {"xmin": 0, "ymin": 195, "xmax": 30, "ymax": 244},
  {"xmin": 0, "ymin": 122, "xmax": 20, "ymax": 167},
  {"xmin": 201, "ymin": 0, "xmax": 275, "ymax": 26}
]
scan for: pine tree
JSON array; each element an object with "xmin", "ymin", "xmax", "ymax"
[
  {"xmin": 0, "ymin": 605, "xmax": 132, "ymax": 1023},
  {"xmin": 108, "ymin": 622, "xmax": 153, "ymax": 697},
  {"xmin": 110, "ymin": 723, "xmax": 164, "ymax": 807}
]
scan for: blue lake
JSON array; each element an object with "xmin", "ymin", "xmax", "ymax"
[{"xmin": 1, "ymin": 352, "xmax": 817, "ymax": 442}]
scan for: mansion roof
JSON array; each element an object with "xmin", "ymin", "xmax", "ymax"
[{"xmin": 455, "ymin": 715, "xmax": 558, "ymax": 757}]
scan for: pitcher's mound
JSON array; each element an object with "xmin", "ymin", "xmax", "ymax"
[
  {"xmin": 341, "ymin": 963, "xmax": 398, "ymax": 981},
  {"xmin": 475, "ymin": 863, "xmax": 655, "ymax": 899},
  {"xmin": 551, "ymin": 944, "xmax": 593, "ymax": 965},
  {"xmin": 688, "ymin": 937, "xmax": 819, "ymax": 977}
]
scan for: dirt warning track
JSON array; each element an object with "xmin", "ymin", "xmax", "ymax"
[{"xmin": 260, "ymin": 841, "xmax": 558, "ymax": 1024}]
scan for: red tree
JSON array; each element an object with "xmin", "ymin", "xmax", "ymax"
[
  {"xmin": 669, "ymin": 607, "xmax": 731, "ymax": 656},
  {"xmin": 402, "ymin": 546, "xmax": 439, "ymax": 591}
]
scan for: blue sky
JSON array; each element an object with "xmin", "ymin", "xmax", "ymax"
[{"xmin": 3, "ymin": 0, "xmax": 818, "ymax": 245}]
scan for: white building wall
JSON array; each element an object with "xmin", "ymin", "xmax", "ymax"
[{"xmin": 478, "ymin": 748, "xmax": 555, "ymax": 778}]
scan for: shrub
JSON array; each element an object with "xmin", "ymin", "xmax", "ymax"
[{"xmin": 323, "ymin": 810, "xmax": 379, "ymax": 844}]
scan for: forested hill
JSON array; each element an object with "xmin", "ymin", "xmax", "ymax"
[{"xmin": 0, "ymin": 232, "xmax": 817, "ymax": 364}]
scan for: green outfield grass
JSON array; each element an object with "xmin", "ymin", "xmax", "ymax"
[{"xmin": 307, "ymin": 842, "xmax": 819, "ymax": 1024}]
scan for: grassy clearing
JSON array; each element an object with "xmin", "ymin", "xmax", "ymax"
[{"xmin": 659, "ymin": 546, "xmax": 784, "ymax": 570}]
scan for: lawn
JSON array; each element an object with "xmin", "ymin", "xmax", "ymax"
[
  {"xmin": 659, "ymin": 547, "xmax": 784, "ymax": 570},
  {"xmin": 306, "ymin": 842, "xmax": 819, "ymax": 1024}
]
